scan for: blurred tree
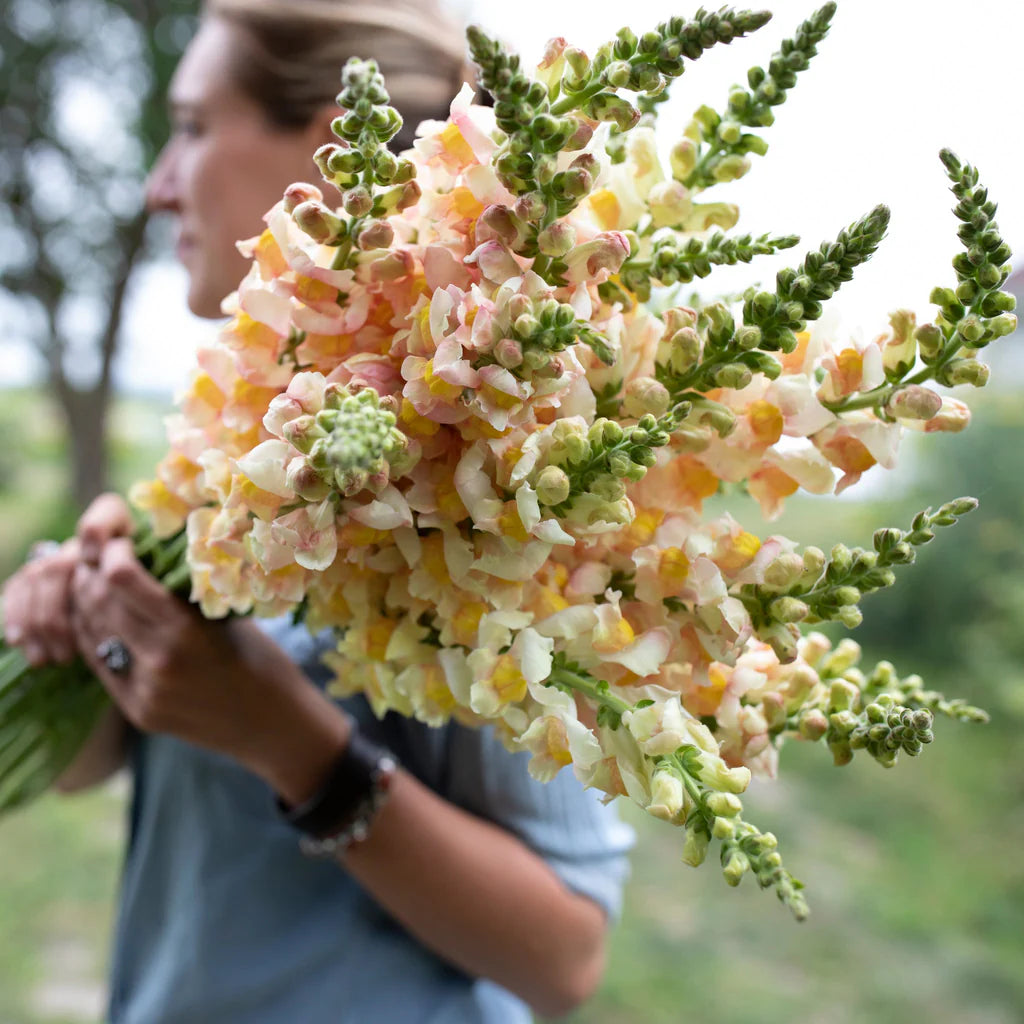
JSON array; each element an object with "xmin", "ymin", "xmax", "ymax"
[{"xmin": 0, "ymin": 0, "xmax": 199, "ymax": 509}]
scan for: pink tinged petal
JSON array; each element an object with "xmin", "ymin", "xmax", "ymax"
[
  {"xmin": 238, "ymin": 272, "xmax": 294, "ymax": 336},
  {"xmin": 424, "ymin": 244, "xmax": 474, "ymax": 291},
  {"xmin": 768, "ymin": 447, "xmax": 835, "ymax": 494},
  {"xmin": 442, "ymin": 526, "xmax": 476, "ymax": 582},
  {"xmin": 562, "ymin": 232, "xmax": 631, "ymax": 285},
  {"xmin": 683, "ymin": 555, "xmax": 728, "ymax": 605},
  {"xmin": 265, "ymin": 204, "xmax": 353, "ymax": 290},
  {"xmin": 297, "ymin": 513, "xmax": 337, "ymax": 572},
  {"xmin": 263, "ymin": 395, "xmax": 305, "ymax": 438},
  {"xmin": 769, "ymin": 376, "xmax": 835, "ymax": 436},
  {"xmin": 450, "ymin": 83, "xmax": 497, "ymax": 163},
  {"xmin": 558, "ymin": 373, "xmax": 597, "ymax": 420},
  {"xmin": 466, "ymin": 164, "xmax": 517, "ymax": 208},
  {"xmin": 513, "ymin": 627, "xmax": 554, "ymax": 685},
  {"xmin": 327, "ymin": 353, "xmax": 404, "ymax": 396},
  {"xmin": 861, "ymin": 343, "xmax": 885, "ymax": 391},
  {"xmin": 438, "ymin": 647, "xmax": 473, "ymax": 705},
  {"xmin": 532, "ymin": 519, "xmax": 576, "ymax": 545},
  {"xmin": 286, "ymin": 371, "xmax": 328, "ymax": 412},
  {"xmin": 434, "ymin": 337, "xmax": 481, "ymax": 386},
  {"xmin": 465, "ymin": 241, "xmax": 522, "ymax": 284},
  {"xmin": 341, "ymin": 288, "xmax": 371, "ymax": 333},
  {"xmin": 567, "ymin": 563, "xmax": 612, "ymax": 599},
  {"xmin": 474, "ymin": 538, "xmax": 553, "ymax": 581},
  {"xmin": 855, "ymin": 420, "xmax": 901, "ymax": 469},
  {"xmin": 348, "ymin": 485, "xmax": 413, "ymax": 530},
  {"xmin": 234, "ymin": 440, "xmax": 296, "ymax": 498},
  {"xmin": 515, "ymin": 484, "xmax": 541, "ymax": 531},
  {"xmin": 533, "ymin": 605, "xmax": 599, "ymax": 641},
  {"xmin": 367, "ymin": 251, "xmax": 415, "ymax": 284},
  {"xmin": 454, "ymin": 443, "xmax": 503, "ymax": 525},
  {"xmin": 569, "ymin": 284, "xmax": 592, "ymax": 320},
  {"xmin": 393, "ymin": 526, "xmax": 421, "ymax": 567},
  {"xmin": 291, "ymin": 304, "xmax": 346, "ymax": 335},
  {"xmin": 246, "ymin": 518, "xmax": 297, "ymax": 572},
  {"xmin": 429, "ymin": 287, "xmax": 457, "ymax": 343},
  {"xmin": 602, "ymin": 627, "xmax": 673, "ymax": 676},
  {"xmin": 197, "ymin": 449, "xmax": 233, "ymax": 503}
]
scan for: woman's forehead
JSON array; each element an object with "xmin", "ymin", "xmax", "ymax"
[{"xmin": 168, "ymin": 17, "xmax": 246, "ymax": 113}]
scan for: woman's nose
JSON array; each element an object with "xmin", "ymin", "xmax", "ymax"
[{"xmin": 145, "ymin": 142, "xmax": 180, "ymax": 214}]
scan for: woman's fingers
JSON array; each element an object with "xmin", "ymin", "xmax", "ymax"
[
  {"xmin": 77, "ymin": 493, "xmax": 134, "ymax": 565},
  {"xmin": 98, "ymin": 538, "xmax": 180, "ymax": 628},
  {"xmin": 68, "ymin": 562, "xmax": 144, "ymax": 710},
  {"xmin": 2, "ymin": 541, "xmax": 79, "ymax": 665}
]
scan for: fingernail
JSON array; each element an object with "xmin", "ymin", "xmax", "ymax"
[
  {"xmin": 5, "ymin": 625, "xmax": 23, "ymax": 644},
  {"xmin": 24, "ymin": 643, "xmax": 44, "ymax": 666},
  {"xmin": 81, "ymin": 544, "xmax": 99, "ymax": 566}
]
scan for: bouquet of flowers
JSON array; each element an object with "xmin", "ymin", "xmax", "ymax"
[{"xmin": 1, "ymin": 3, "xmax": 1013, "ymax": 919}]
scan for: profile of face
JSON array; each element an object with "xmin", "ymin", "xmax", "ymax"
[{"xmin": 146, "ymin": 18, "xmax": 331, "ymax": 318}]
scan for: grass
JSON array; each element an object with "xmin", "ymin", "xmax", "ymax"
[{"xmin": 2, "ymin": 388, "xmax": 1022, "ymax": 1023}]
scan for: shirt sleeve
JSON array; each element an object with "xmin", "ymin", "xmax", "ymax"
[{"xmin": 439, "ymin": 722, "xmax": 635, "ymax": 921}]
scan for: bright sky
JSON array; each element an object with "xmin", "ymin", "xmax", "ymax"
[{"xmin": 7, "ymin": 0, "xmax": 1021, "ymax": 394}]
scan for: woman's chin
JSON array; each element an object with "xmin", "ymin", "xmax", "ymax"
[{"xmin": 187, "ymin": 285, "xmax": 232, "ymax": 320}]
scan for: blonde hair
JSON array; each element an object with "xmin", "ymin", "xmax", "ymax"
[{"xmin": 205, "ymin": 0, "xmax": 470, "ymax": 147}]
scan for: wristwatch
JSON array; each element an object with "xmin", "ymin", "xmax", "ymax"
[{"xmin": 276, "ymin": 723, "xmax": 398, "ymax": 858}]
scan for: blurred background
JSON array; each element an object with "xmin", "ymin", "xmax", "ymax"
[{"xmin": 1, "ymin": 0, "xmax": 1022, "ymax": 1020}]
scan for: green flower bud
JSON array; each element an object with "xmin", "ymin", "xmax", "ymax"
[
  {"xmin": 977, "ymin": 262, "xmax": 1003, "ymax": 289},
  {"xmin": 712, "ymin": 153, "xmax": 751, "ymax": 183},
  {"xmin": 827, "ymin": 544, "xmax": 853, "ymax": 579},
  {"xmin": 798, "ymin": 709, "xmax": 829, "ymax": 741},
  {"xmin": 536, "ymin": 221, "xmax": 576, "ymax": 257},
  {"xmin": 712, "ymin": 816, "xmax": 736, "ymax": 840},
  {"xmin": 944, "ymin": 358, "xmax": 990, "ymax": 387},
  {"xmin": 829, "ymin": 679, "xmax": 860, "ymax": 713},
  {"xmin": 829, "ymin": 738, "xmax": 853, "ymax": 766},
  {"xmin": 987, "ymin": 313, "xmax": 1018, "ymax": 337},
  {"xmin": 670, "ymin": 137, "xmax": 698, "ymax": 181},
  {"xmin": 802, "ymin": 546, "xmax": 826, "ymax": 578},
  {"xmin": 706, "ymin": 792, "xmax": 743, "ymax": 818},
  {"xmin": 733, "ymin": 325, "xmax": 762, "ymax": 350},
  {"xmin": 622, "ymin": 377, "xmax": 671, "ymax": 418},
  {"xmin": 681, "ymin": 827, "xmax": 710, "ymax": 867},
  {"xmin": 292, "ymin": 200, "xmax": 345, "ymax": 244},
  {"xmin": 722, "ymin": 851, "xmax": 750, "ymax": 886},
  {"xmin": 603, "ymin": 59, "xmax": 632, "ymax": 88},
  {"xmin": 713, "ymin": 363, "xmax": 753, "ymax": 390},
  {"xmin": 342, "ymin": 186, "xmax": 373, "ymax": 218},
  {"xmin": 837, "ymin": 605, "xmax": 863, "ymax": 628},
  {"xmin": 770, "ymin": 596, "xmax": 809, "ymax": 623},
  {"xmin": 914, "ymin": 323, "xmax": 944, "ymax": 359},
  {"xmin": 535, "ymin": 465, "xmax": 571, "ymax": 506},
  {"xmin": 282, "ymin": 182, "xmax": 323, "ymax": 214}
]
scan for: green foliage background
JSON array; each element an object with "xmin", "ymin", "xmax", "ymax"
[{"xmin": 0, "ymin": 386, "xmax": 1021, "ymax": 1023}]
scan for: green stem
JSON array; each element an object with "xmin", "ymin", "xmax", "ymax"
[{"xmin": 547, "ymin": 665, "xmax": 632, "ymax": 716}]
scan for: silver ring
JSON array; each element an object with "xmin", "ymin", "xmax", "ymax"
[
  {"xmin": 96, "ymin": 636, "xmax": 132, "ymax": 675},
  {"xmin": 27, "ymin": 540, "xmax": 62, "ymax": 563}
]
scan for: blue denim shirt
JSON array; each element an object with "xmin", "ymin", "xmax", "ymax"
[{"xmin": 107, "ymin": 618, "xmax": 633, "ymax": 1022}]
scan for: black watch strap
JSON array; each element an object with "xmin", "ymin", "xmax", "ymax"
[{"xmin": 275, "ymin": 725, "xmax": 397, "ymax": 848}]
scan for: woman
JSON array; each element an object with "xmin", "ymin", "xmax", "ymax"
[{"xmin": 2, "ymin": 2, "xmax": 632, "ymax": 1020}]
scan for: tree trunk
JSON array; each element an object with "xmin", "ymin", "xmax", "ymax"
[
  {"xmin": 60, "ymin": 386, "xmax": 111, "ymax": 510},
  {"xmin": 49, "ymin": 208, "xmax": 149, "ymax": 511}
]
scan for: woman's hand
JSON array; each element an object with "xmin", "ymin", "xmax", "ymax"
[
  {"xmin": 68, "ymin": 537, "xmax": 350, "ymax": 803},
  {"xmin": 2, "ymin": 493, "xmax": 134, "ymax": 665}
]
